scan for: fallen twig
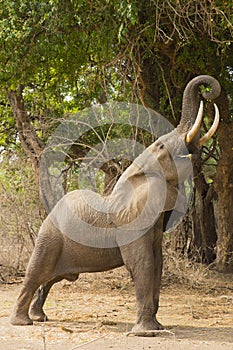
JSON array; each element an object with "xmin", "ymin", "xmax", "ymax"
[
  {"xmin": 125, "ymin": 329, "xmax": 175, "ymax": 337},
  {"xmin": 71, "ymin": 334, "xmax": 107, "ymax": 349}
]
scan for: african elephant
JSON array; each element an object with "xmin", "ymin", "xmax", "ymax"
[{"xmin": 11, "ymin": 75, "xmax": 221, "ymax": 334}]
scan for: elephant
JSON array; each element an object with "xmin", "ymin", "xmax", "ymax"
[{"xmin": 11, "ymin": 75, "xmax": 221, "ymax": 334}]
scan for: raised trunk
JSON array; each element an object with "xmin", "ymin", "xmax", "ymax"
[{"xmin": 179, "ymin": 75, "xmax": 221, "ymax": 132}]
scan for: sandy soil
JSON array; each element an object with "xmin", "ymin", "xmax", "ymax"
[{"xmin": 0, "ymin": 267, "xmax": 232, "ymax": 350}]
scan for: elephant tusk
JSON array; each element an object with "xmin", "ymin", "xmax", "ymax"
[
  {"xmin": 186, "ymin": 101, "xmax": 204, "ymax": 143},
  {"xmin": 199, "ymin": 103, "xmax": 220, "ymax": 146}
]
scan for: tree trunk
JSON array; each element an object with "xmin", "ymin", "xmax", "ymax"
[
  {"xmin": 193, "ymin": 162, "xmax": 217, "ymax": 264},
  {"xmin": 214, "ymin": 92, "xmax": 233, "ymax": 272},
  {"xmin": 6, "ymin": 87, "xmax": 43, "ymax": 175},
  {"xmin": 6, "ymin": 87, "xmax": 54, "ymax": 216}
]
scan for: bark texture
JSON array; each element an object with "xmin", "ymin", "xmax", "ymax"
[{"xmin": 214, "ymin": 92, "xmax": 233, "ymax": 272}]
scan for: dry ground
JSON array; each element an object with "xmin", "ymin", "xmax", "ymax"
[{"xmin": 0, "ymin": 267, "xmax": 232, "ymax": 350}]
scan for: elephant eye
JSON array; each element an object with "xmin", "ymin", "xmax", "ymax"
[{"xmin": 159, "ymin": 143, "xmax": 164, "ymax": 150}]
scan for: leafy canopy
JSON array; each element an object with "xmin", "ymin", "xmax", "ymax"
[{"xmin": 0, "ymin": 0, "xmax": 233, "ymax": 149}]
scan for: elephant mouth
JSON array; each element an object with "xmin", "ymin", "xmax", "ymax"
[{"xmin": 175, "ymin": 154, "xmax": 192, "ymax": 159}]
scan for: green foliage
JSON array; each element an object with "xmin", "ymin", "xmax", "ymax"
[
  {"xmin": 0, "ymin": 105, "xmax": 16, "ymax": 149},
  {"xmin": 1, "ymin": 147, "xmax": 36, "ymax": 187},
  {"xmin": 0, "ymin": 0, "xmax": 135, "ymax": 148},
  {"xmin": 0, "ymin": 0, "xmax": 233, "ymax": 172},
  {"xmin": 0, "ymin": 0, "xmax": 137, "ymax": 89}
]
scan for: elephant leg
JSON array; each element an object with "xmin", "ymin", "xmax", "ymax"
[
  {"xmin": 29, "ymin": 273, "xmax": 79, "ymax": 322},
  {"xmin": 10, "ymin": 277, "xmax": 42, "ymax": 325},
  {"xmin": 120, "ymin": 237, "xmax": 161, "ymax": 333},
  {"xmin": 153, "ymin": 239, "xmax": 164, "ymax": 330},
  {"xmin": 29, "ymin": 276, "xmax": 63, "ymax": 322},
  {"xmin": 11, "ymin": 235, "xmax": 62, "ymax": 325}
]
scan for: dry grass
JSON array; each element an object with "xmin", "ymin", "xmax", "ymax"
[
  {"xmin": 0, "ymin": 236, "xmax": 33, "ymax": 282},
  {"xmin": 163, "ymin": 246, "xmax": 210, "ymax": 288}
]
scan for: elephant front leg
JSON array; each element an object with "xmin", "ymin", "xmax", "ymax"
[
  {"xmin": 132, "ymin": 267, "xmax": 163, "ymax": 333},
  {"xmin": 121, "ymin": 242, "xmax": 163, "ymax": 334},
  {"xmin": 152, "ymin": 244, "xmax": 164, "ymax": 331}
]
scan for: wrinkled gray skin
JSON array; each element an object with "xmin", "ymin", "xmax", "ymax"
[{"xmin": 11, "ymin": 76, "xmax": 221, "ymax": 333}]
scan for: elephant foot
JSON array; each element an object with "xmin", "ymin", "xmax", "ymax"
[
  {"xmin": 131, "ymin": 318, "xmax": 164, "ymax": 336},
  {"xmin": 10, "ymin": 312, "xmax": 33, "ymax": 326},
  {"xmin": 29, "ymin": 308, "xmax": 48, "ymax": 322}
]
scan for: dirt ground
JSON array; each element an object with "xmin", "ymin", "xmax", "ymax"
[{"xmin": 0, "ymin": 267, "xmax": 232, "ymax": 350}]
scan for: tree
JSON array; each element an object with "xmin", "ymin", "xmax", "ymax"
[
  {"xmin": 114, "ymin": 0, "xmax": 233, "ymax": 272},
  {"xmin": 0, "ymin": 0, "xmax": 232, "ymax": 271}
]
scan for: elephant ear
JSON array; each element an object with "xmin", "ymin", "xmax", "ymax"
[{"xmin": 162, "ymin": 183, "xmax": 188, "ymax": 232}]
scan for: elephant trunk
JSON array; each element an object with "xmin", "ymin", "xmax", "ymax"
[{"xmin": 177, "ymin": 75, "xmax": 221, "ymax": 136}]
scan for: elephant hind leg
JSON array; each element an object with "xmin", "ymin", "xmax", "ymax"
[
  {"xmin": 11, "ymin": 279, "xmax": 40, "ymax": 325},
  {"xmin": 11, "ymin": 232, "xmax": 63, "ymax": 325},
  {"xmin": 29, "ymin": 276, "xmax": 63, "ymax": 322},
  {"xmin": 29, "ymin": 274, "xmax": 79, "ymax": 322}
]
